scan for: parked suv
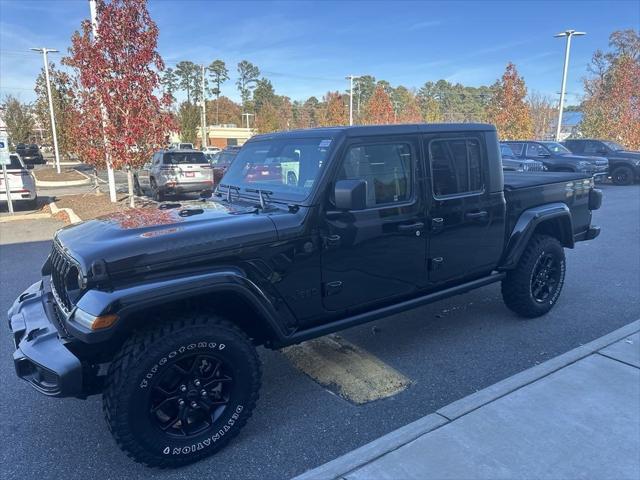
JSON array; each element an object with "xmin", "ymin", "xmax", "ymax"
[
  {"xmin": 504, "ymin": 140, "xmax": 608, "ymax": 176},
  {"xmin": 562, "ymin": 139, "xmax": 640, "ymax": 185},
  {"xmin": 15, "ymin": 143, "xmax": 45, "ymax": 165},
  {"xmin": 0, "ymin": 153, "xmax": 37, "ymax": 208},
  {"xmin": 134, "ymin": 149, "xmax": 213, "ymax": 201},
  {"xmin": 210, "ymin": 146, "xmax": 241, "ymax": 185}
]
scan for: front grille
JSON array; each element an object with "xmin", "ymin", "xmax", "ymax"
[
  {"xmin": 525, "ymin": 162, "xmax": 545, "ymax": 172},
  {"xmin": 49, "ymin": 244, "xmax": 79, "ymax": 314}
]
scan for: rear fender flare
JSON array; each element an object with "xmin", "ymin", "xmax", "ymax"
[{"xmin": 499, "ymin": 203, "xmax": 573, "ymax": 270}]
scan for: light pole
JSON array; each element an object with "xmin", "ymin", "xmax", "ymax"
[
  {"xmin": 30, "ymin": 48, "xmax": 61, "ymax": 174},
  {"xmin": 554, "ymin": 29, "xmax": 585, "ymax": 141},
  {"xmin": 201, "ymin": 64, "xmax": 207, "ymax": 149},
  {"xmin": 346, "ymin": 75, "xmax": 360, "ymax": 126}
]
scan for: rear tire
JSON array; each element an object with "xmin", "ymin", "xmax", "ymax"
[
  {"xmin": 611, "ymin": 165, "xmax": 634, "ymax": 186},
  {"xmin": 501, "ymin": 234, "xmax": 566, "ymax": 318},
  {"xmin": 103, "ymin": 314, "xmax": 261, "ymax": 468}
]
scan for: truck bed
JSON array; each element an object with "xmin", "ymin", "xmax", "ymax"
[
  {"xmin": 503, "ymin": 171, "xmax": 594, "ymax": 243},
  {"xmin": 503, "ymin": 171, "xmax": 590, "ymax": 190}
]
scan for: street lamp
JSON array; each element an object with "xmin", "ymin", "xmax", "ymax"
[
  {"xmin": 554, "ymin": 30, "xmax": 586, "ymax": 141},
  {"xmin": 346, "ymin": 75, "xmax": 361, "ymax": 126},
  {"xmin": 30, "ymin": 47, "xmax": 62, "ymax": 174}
]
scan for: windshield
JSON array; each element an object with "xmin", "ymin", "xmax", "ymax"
[
  {"xmin": 214, "ymin": 152, "xmax": 237, "ymax": 166},
  {"xmin": 603, "ymin": 141, "xmax": 625, "ymax": 151},
  {"xmin": 500, "ymin": 144, "xmax": 515, "ymax": 157},
  {"xmin": 163, "ymin": 152, "xmax": 208, "ymax": 165},
  {"xmin": 7, "ymin": 154, "xmax": 25, "ymax": 169},
  {"xmin": 542, "ymin": 142, "xmax": 571, "ymax": 154},
  {"xmin": 220, "ymin": 137, "xmax": 332, "ymax": 202}
]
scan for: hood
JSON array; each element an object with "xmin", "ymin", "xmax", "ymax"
[
  {"xmin": 558, "ymin": 153, "xmax": 608, "ymax": 164},
  {"xmin": 55, "ymin": 200, "xmax": 279, "ymax": 276},
  {"xmin": 613, "ymin": 150, "xmax": 640, "ymax": 160}
]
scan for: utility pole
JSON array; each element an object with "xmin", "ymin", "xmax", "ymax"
[
  {"xmin": 554, "ymin": 29, "xmax": 586, "ymax": 141},
  {"xmin": 201, "ymin": 64, "xmax": 207, "ymax": 149},
  {"xmin": 89, "ymin": 0, "xmax": 117, "ymax": 202},
  {"xmin": 30, "ymin": 48, "xmax": 61, "ymax": 174},
  {"xmin": 345, "ymin": 75, "xmax": 360, "ymax": 126},
  {"xmin": 242, "ymin": 113, "xmax": 254, "ymax": 129}
]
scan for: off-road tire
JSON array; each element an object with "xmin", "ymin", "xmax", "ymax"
[
  {"xmin": 611, "ymin": 165, "xmax": 634, "ymax": 186},
  {"xmin": 103, "ymin": 314, "xmax": 261, "ymax": 468},
  {"xmin": 501, "ymin": 234, "xmax": 566, "ymax": 318}
]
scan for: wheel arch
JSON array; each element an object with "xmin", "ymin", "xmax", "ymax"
[
  {"xmin": 499, "ymin": 203, "xmax": 574, "ymax": 270},
  {"xmin": 73, "ymin": 270, "xmax": 290, "ymax": 350}
]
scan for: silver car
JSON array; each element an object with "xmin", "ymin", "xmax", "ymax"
[{"xmin": 134, "ymin": 149, "xmax": 213, "ymax": 201}]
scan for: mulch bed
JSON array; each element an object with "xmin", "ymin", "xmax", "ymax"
[
  {"xmin": 53, "ymin": 193, "xmax": 155, "ymax": 221},
  {"xmin": 34, "ymin": 166, "xmax": 86, "ymax": 182}
]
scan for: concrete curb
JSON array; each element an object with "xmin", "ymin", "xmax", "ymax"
[
  {"xmin": 0, "ymin": 213, "xmax": 51, "ymax": 222},
  {"xmin": 35, "ymin": 176, "xmax": 91, "ymax": 188},
  {"xmin": 49, "ymin": 201, "xmax": 82, "ymax": 224},
  {"xmin": 293, "ymin": 319, "xmax": 640, "ymax": 480}
]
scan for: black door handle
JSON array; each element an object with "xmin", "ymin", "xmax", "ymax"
[
  {"xmin": 398, "ymin": 222, "xmax": 425, "ymax": 232},
  {"xmin": 466, "ymin": 211, "xmax": 488, "ymax": 220}
]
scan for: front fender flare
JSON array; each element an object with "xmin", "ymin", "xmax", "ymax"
[
  {"xmin": 69, "ymin": 268, "xmax": 288, "ymax": 344},
  {"xmin": 499, "ymin": 203, "xmax": 573, "ymax": 270}
]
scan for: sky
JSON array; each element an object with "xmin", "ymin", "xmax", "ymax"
[{"xmin": 1, "ymin": 0, "xmax": 638, "ymax": 106}]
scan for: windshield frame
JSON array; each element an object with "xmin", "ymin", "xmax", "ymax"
[{"xmin": 217, "ymin": 135, "xmax": 337, "ymax": 204}]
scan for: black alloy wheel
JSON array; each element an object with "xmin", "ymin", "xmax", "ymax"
[
  {"xmin": 149, "ymin": 353, "xmax": 234, "ymax": 438},
  {"xmin": 530, "ymin": 253, "xmax": 560, "ymax": 303}
]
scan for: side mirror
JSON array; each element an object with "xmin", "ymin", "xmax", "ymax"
[{"xmin": 334, "ymin": 179, "xmax": 367, "ymax": 210}]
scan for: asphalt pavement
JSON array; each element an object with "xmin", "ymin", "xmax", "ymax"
[{"xmin": 0, "ymin": 184, "xmax": 639, "ymax": 480}]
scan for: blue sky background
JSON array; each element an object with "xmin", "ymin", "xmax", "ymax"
[{"xmin": 1, "ymin": 0, "xmax": 638, "ymax": 105}]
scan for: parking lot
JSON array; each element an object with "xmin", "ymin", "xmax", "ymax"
[{"xmin": 1, "ymin": 183, "xmax": 638, "ymax": 480}]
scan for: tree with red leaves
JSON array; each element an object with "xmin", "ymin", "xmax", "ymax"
[
  {"xmin": 364, "ymin": 85, "xmax": 395, "ymax": 125},
  {"xmin": 64, "ymin": 0, "xmax": 173, "ymax": 205}
]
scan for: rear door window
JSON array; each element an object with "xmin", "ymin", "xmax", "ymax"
[
  {"xmin": 7, "ymin": 154, "xmax": 24, "ymax": 170},
  {"xmin": 507, "ymin": 143, "xmax": 524, "ymax": 156},
  {"xmin": 583, "ymin": 141, "xmax": 604, "ymax": 154},
  {"xmin": 428, "ymin": 138, "xmax": 483, "ymax": 197}
]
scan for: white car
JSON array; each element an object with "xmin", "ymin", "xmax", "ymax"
[
  {"xmin": 203, "ymin": 146, "xmax": 222, "ymax": 155},
  {"xmin": 0, "ymin": 153, "xmax": 38, "ymax": 209}
]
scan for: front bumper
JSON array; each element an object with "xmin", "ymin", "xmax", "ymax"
[{"xmin": 8, "ymin": 281, "xmax": 83, "ymax": 397}]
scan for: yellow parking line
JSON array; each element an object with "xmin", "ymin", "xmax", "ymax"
[{"xmin": 282, "ymin": 334, "xmax": 411, "ymax": 404}]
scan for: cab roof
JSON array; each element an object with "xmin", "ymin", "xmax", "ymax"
[{"xmin": 249, "ymin": 123, "xmax": 496, "ymax": 142}]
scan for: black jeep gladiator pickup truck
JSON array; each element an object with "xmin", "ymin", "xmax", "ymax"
[{"xmin": 8, "ymin": 124, "xmax": 602, "ymax": 467}]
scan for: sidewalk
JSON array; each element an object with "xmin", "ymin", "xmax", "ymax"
[{"xmin": 295, "ymin": 320, "xmax": 640, "ymax": 480}]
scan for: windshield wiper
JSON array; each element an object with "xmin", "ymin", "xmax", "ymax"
[
  {"xmin": 219, "ymin": 183, "xmax": 241, "ymax": 202},
  {"xmin": 245, "ymin": 188, "xmax": 273, "ymax": 210}
]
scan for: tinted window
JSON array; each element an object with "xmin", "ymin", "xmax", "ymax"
[
  {"xmin": 507, "ymin": 143, "xmax": 524, "ymax": 155},
  {"xmin": 500, "ymin": 144, "xmax": 515, "ymax": 157},
  {"xmin": 217, "ymin": 152, "xmax": 237, "ymax": 165},
  {"xmin": 222, "ymin": 137, "xmax": 330, "ymax": 201},
  {"xmin": 584, "ymin": 141, "xmax": 604, "ymax": 154},
  {"xmin": 339, "ymin": 142, "xmax": 412, "ymax": 207},
  {"xmin": 541, "ymin": 142, "xmax": 570, "ymax": 154},
  {"xmin": 163, "ymin": 152, "xmax": 208, "ymax": 165},
  {"xmin": 526, "ymin": 143, "xmax": 547, "ymax": 157},
  {"xmin": 563, "ymin": 140, "xmax": 582, "ymax": 153},
  {"xmin": 7, "ymin": 154, "xmax": 24, "ymax": 169},
  {"xmin": 429, "ymin": 138, "xmax": 482, "ymax": 197}
]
